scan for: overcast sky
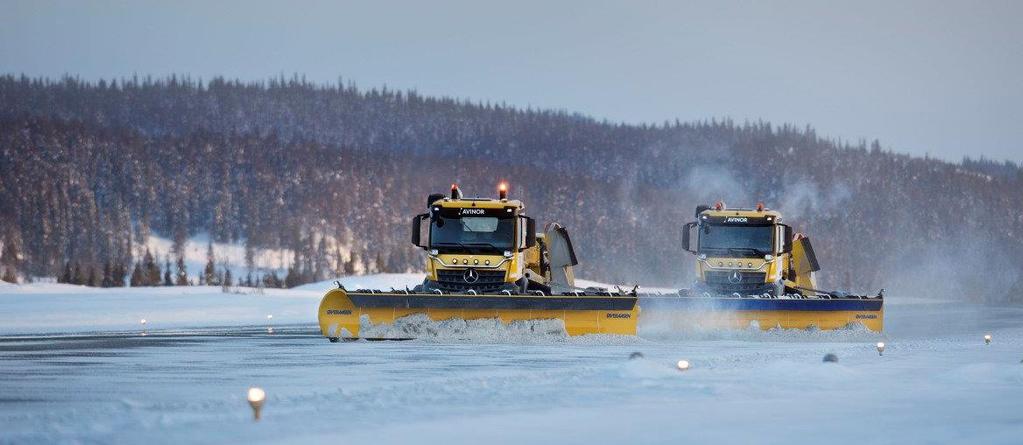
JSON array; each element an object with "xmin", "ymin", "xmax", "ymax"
[{"xmin": 3, "ymin": 0, "xmax": 1021, "ymax": 163}]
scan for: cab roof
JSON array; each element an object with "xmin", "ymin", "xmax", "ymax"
[
  {"xmin": 432, "ymin": 197, "xmax": 525, "ymax": 211},
  {"xmin": 699, "ymin": 208, "xmax": 782, "ymax": 220}
]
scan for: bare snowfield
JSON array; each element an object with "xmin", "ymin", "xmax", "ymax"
[{"xmin": 1, "ymin": 278, "xmax": 1022, "ymax": 444}]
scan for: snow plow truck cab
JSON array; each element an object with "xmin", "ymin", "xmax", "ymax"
[{"xmin": 639, "ymin": 202, "xmax": 884, "ymax": 332}]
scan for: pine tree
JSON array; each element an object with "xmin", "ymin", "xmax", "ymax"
[
  {"xmin": 203, "ymin": 241, "xmax": 217, "ymax": 285},
  {"xmin": 143, "ymin": 249, "xmax": 160, "ymax": 286},
  {"xmin": 302, "ymin": 237, "xmax": 315, "ymax": 283},
  {"xmin": 0, "ymin": 237, "xmax": 21, "ymax": 283},
  {"xmin": 130, "ymin": 262, "xmax": 144, "ymax": 287},
  {"xmin": 113, "ymin": 262, "xmax": 126, "ymax": 287},
  {"xmin": 244, "ymin": 244, "xmax": 255, "ymax": 272},
  {"xmin": 101, "ymin": 262, "xmax": 114, "ymax": 287},
  {"xmin": 163, "ymin": 258, "xmax": 173, "ymax": 286},
  {"xmin": 1, "ymin": 268, "xmax": 16, "ymax": 284},
  {"xmin": 314, "ymin": 238, "xmax": 329, "ymax": 281},
  {"xmin": 333, "ymin": 245, "xmax": 344, "ymax": 277},
  {"xmin": 71, "ymin": 262, "xmax": 85, "ymax": 285},
  {"xmin": 60, "ymin": 261, "xmax": 72, "ymax": 284},
  {"xmin": 286, "ymin": 249, "xmax": 301, "ymax": 287},
  {"xmin": 175, "ymin": 256, "xmax": 188, "ymax": 285},
  {"xmin": 263, "ymin": 271, "xmax": 282, "ymax": 288},
  {"xmin": 344, "ymin": 252, "xmax": 357, "ymax": 275},
  {"xmin": 222, "ymin": 268, "xmax": 233, "ymax": 292},
  {"xmin": 284, "ymin": 266, "xmax": 298, "ymax": 288},
  {"xmin": 88, "ymin": 264, "xmax": 101, "ymax": 287}
]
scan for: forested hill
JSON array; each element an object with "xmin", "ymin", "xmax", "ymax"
[{"xmin": 2, "ymin": 75, "xmax": 1022, "ymax": 301}]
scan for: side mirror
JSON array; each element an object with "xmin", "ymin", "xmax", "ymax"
[
  {"xmin": 694, "ymin": 205, "xmax": 711, "ymax": 219},
  {"xmin": 781, "ymin": 224, "xmax": 793, "ymax": 254},
  {"xmin": 426, "ymin": 193, "xmax": 445, "ymax": 209},
  {"xmin": 682, "ymin": 222, "xmax": 697, "ymax": 253},
  {"xmin": 524, "ymin": 217, "xmax": 537, "ymax": 249},
  {"xmin": 411, "ymin": 213, "xmax": 428, "ymax": 248}
]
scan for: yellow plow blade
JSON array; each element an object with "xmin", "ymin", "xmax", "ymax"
[
  {"xmin": 638, "ymin": 294, "xmax": 884, "ymax": 332},
  {"xmin": 318, "ymin": 288, "xmax": 639, "ymax": 340}
]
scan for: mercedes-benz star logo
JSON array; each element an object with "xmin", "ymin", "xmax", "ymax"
[
  {"xmin": 463, "ymin": 268, "xmax": 479, "ymax": 283},
  {"xmin": 728, "ymin": 270, "xmax": 743, "ymax": 284}
]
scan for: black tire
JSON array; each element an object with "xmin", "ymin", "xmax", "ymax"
[{"xmin": 328, "ymin": 337, "xmax": 340, "ymax": 343}]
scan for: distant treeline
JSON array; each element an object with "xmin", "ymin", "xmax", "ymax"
[
  {"xmin": 1, "ymin": 75, "xmax": 1021, "ymax": 301},
  {"xmin": 52, "ymin": 244, "xmax": 292, "ymax": 290}
]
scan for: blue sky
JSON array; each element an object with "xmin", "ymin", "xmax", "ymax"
[{"xmin": 2, "ymin": 0, "xmax": 1021, "ymax": 163}]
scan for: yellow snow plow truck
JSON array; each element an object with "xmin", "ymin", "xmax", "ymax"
[
  {"xmin": 640, "ymin": 202, "xmax": 884, "ymax": 332},
  {"xmin": 318, "ymin": 183, "xmax": 638, "ymax": 341}
]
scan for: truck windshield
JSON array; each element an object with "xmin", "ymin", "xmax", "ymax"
[
  {"xmin": 430, "ymin": 215, "xmax": 515, "ymax": 254},
  {"xmin": 699, "ymin": 224, "xmax": 774, "ymax": 257}
]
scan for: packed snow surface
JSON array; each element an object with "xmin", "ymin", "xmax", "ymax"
[{"xmin": 1, "ymin": 276, "xmax": 1022, "ymax": 444}]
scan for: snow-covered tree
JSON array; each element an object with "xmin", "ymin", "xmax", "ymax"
[{"xmin": 175, "ymin": 256, "xmax": 188, "ymax": 286}]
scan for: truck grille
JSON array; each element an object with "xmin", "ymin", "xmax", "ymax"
[
  {"xmin": 434, "ymin": 269, "xmax": 508, "ymax": 293},
  {"xmin": 704, "ymin": 271, "xmax": 769, "ymax": 294}
]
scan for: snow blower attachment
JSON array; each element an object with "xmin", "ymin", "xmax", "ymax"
[
  {"xmin": 640, "ymin": 202, "xmax": 884, "ymax": 332},
  {"xmin": 318, "ymin": 183, "xmax": 638, "ymax": 341}
]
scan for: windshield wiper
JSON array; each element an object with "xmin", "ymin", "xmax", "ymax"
[
  {"xmin": 727, "ymin": 247, "xmax": 769, "ymax": 256},
  {"xmin": 460, "ymin": 242, "xmax": 502, "ymax": 250},
  {"xmin": 432, "ymin": 242, "xmax": 506, "ymax": 252},
  {"xmin": 433, "ymin": 242, "xmax": 467, "ymax": 248},
  {"xmin": 699, "ymin": 247, "xmax": 728, "ymax": 254}
]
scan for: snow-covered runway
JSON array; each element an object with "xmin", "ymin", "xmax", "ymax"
[{"xmin": 1, "ymin": 282, "xmax": 1021, "ymax": 444}]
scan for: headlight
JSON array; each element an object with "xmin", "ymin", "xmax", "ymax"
[{"xmin": 451, "ymin": 258, "xmax": 458, "ymax": 264}]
